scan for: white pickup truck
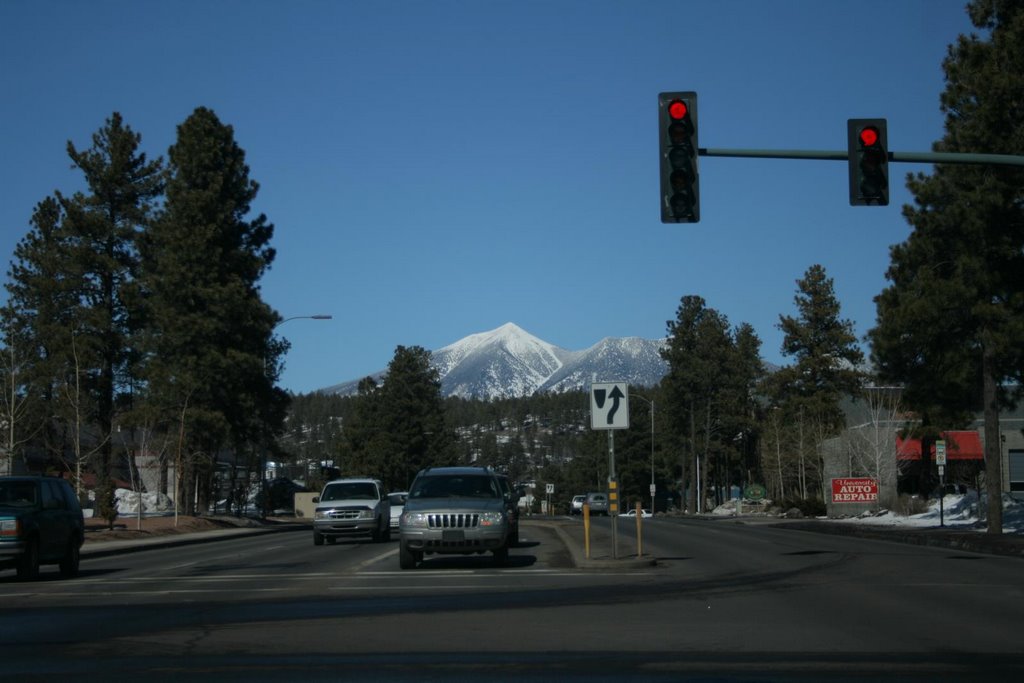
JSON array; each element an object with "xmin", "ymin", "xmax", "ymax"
[{"xmin": 312, "ymin": 478, "xmax": 390, "ymax": 545}]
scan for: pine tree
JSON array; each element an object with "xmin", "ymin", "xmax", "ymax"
[
  {"xmin": 660, "ymin": 296, "xmax": 758, "ymax": 511},
  {"xmin": 5, "ymin": 198, "xmax": 75, "ymax": 471},
  {"xmin": 771, "ymin": 264, "xmax": 863, "ymax": 501},
  {"xmin": 5, "ymin": 115, "xmax": 163, "ymax": 486},
  {"xmin": 777, "ymin": 264, "xmax": 864, "ymax": 436},
  {"xmin": 730, "ymin": 323, "xmax": 765, "ymax": 494},
  {"xmin": 341, "ymin": 346, "xmax": 454, "ymax": 490},
  {"xmin": 136, "ymin": 107, "xmax": 284, "ymax": 513},
  {"xmin": 869, "ymin": 0, "xmax": 1024, "ymax": 533},
  {"xmin": 377, "ymin": 346, "xmax": 454, "ymax": 488}
]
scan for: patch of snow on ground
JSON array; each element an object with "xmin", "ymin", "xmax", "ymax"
[
  {"xmin": 712, "ymin": 491, "xmax": 1023, "ymax": 534},
  {"xmin": 837, "ymin": 491, "xmax": 1023, "ymax": 534}
]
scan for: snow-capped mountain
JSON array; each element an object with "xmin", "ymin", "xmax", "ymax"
[
  {"xmin": 320, "ymin": 322, "xmax": 669, "ymax": 400},
  {"xmin": 537, "ymin": 336, "xmax": 669, "ymax": 394},
  {"xmin": 433, "ymin": 323, "xmax": 572, "ymax": 398}
]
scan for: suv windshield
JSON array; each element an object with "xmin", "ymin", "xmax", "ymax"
[
  {"xmin": 321, "ymin": 482, "xmax": 378, "ymax": 501},
  {"xmin": 409, "ymin": 474, "xmax": 500, "ymax": 499}
]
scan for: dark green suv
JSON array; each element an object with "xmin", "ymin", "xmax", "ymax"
[{"xmin": 0, "ymin": 476, "xmax": 85, "ymax": 580}]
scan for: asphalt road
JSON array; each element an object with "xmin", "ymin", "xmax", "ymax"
[{"xmin": 1, "ymin": 517, "xmax": 1021, "ymax": 682}]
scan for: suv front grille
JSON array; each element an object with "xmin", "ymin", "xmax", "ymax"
[
  {"xmin": 427, "ymin": 513, "xmax": 479, "ymax": 529},
  {"xmin": 329, "ymin": 510, "xmax": 361, "ymax": 519}
]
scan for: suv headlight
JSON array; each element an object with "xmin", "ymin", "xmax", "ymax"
[
  {"xmin": 356, "ymin": 508, "xmax": 375, "ymax": 520},
  {"xmin": 478, "ymin": 511, "xmax": 505, "ymax": 527},
  {"xmin": 401, "ymin": 512, "xmax": 429, "ymax": 528}
]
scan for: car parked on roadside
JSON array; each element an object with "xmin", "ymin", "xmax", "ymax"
[
  {"xmin": 388, "ymin": 491, "xmax": 408, "ymax": 531},
  {"xmin": 570, "ymin": 494, "xmax": 586, "ymax": 515},
  {"xmin": 619, "ymin": 508, "xmax": 653, "ymax": 519},
  {"xmin": 0, "ymin": 475, "xmax": 84, "ymax": 580},
  {"xmin": 312, "ymin": 478, "xmax": 390, "ymax": 545},
  {"xmin": 399, "ymin": 466, "xmax": 509, "ymax": 569}
]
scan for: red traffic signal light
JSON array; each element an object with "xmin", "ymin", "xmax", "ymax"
[
  {"xmin": 848, "ymin": 118, "xmax": 889, "ymax": 206},
  {"xmin": 858, "ymin": 126, "xmax": 879, "ymax": 147},
  {"xmin": 668, "ymin": 100, "xmax": 688, "ymax": 120},
  {"xmin": 659, "ymin": 92, "xmax": 699, "ymax": 223}
]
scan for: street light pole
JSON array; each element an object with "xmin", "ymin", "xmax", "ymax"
[
  {"xmin": 633, "ymin": 393, "xmax": 655, "ymax": 514},
  {"xmin": 259, "ymin": 313, "xmax": 332, "ymax": 518}
]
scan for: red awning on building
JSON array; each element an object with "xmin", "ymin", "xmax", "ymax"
[{"xmin": 896, "ymin": 431, "xmax": 983, "ymax": 461}]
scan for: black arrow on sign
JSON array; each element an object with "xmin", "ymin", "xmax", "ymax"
[{"xmin": 606, "ymin": 386, "xmax": 624, "ymax": 425}]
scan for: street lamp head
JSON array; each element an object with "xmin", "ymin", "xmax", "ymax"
[{"xmin": 276, "ymin": 314, "xmax": 333, "ymax": 328}]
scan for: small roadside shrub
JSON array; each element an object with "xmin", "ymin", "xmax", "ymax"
[
  {"xmin": 780, "ymin": 496, "xmax": 826, "ymax": 518},
  {"xmin": 94, "ymin": 479, "xmax": 118, "ymax": 530},
  {"xmin": 892, "ymin": 494, "xmax": 928, "ymax": 516}
]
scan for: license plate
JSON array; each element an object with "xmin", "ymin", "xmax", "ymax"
[{"xmin": 442, "ymin": 530, "xmax": 465, "ymax": 542}]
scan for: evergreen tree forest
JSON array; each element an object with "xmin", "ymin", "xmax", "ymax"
[
  {"xmin": 1, "ymin": 109, "xmax": 287, "ymax": 514},
  {"xmin": 286, "ymin": 279, "xmax": 855, "ymax": 515}
]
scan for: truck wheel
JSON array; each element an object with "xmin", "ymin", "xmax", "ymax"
[
  {"xmin": 59, "ymin": 538, "xmax": 81, "ymax": 578},
  {"xmin": 493, "ymin": 544, "xmax": 509, "ymax": 567},
  {"xmin": 16, "ymin": 538, "xmax": 40, "ymax": 581},
  {"xmin": 313, "ymin": 531, "xmax": 324, "ymax": 546},
  {"xmin": 399, "ymin": 541, "xmax": 418, "ymax": 569}
]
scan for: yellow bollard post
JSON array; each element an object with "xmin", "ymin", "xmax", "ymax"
[
  {"xmin": 636, "ymin": 501, "xmax": 643, "ymax": 557},
  {"xmin": 583, "ymin": 503, "xmax": 591, "ymax": 559}
]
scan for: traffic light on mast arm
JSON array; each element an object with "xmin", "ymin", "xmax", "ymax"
[
  {"xmin": 848, "ymin": 118, "xmax": 889, "ymax": 206},
  {"xmin": 659, "ymin": 91, "xmax": 699, "ymax": 223}
]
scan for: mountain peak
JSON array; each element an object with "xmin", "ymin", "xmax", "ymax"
[
  {"xmin": 439, "ymin": 322, "xmax": 533, "ymax": 349},
  {"xmin": 322, "ymin": 323, "xmax": 668, "ymax": 400}
]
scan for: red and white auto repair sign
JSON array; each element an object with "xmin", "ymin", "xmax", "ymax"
[{"xmin": 830, "ymin": 477, "xmax": 879, "ymax": 503}]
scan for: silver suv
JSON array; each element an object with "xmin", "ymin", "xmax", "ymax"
[
  {"xmin": 399, "ymin": 467, "xmax": 509, "ymax": 569},
  {"xmin": 312, "ymin": 478, "xmax": 390, "ymax": 544},
  {"xmin": 586, "ymin": 491, "xmax": 609, "ymax": 516}
]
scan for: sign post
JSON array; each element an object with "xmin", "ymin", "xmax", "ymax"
[
  {"xmin": 936, "ymin": 440, "xmax": 947, "ymax": 527},
  {"xmin": 591, "ymin": 381, "xmax": 629, "ymax": 559}
]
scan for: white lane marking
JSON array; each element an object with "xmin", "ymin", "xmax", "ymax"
[
  {"xmin": 352, "ymin": 547, "xmax": 399, "ymax": 572},
  {"xmin": 74, "ymin": 572, "xmax": 342, "ymax": 583},
  {"xmin": 328, "ymin": 584, "xmax": 531, "ymax": 591},
  {"xmin": 1, "ymin": 588, "xmax": 293, "ymax": 598},
  {"xmin": 168, "ymin": 561, "xmax": 200, "ymax": 570}
]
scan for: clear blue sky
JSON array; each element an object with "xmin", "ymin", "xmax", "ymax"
[{"xmin": 1, "ymin": 0, "xmax": 974, "ymax": 394}]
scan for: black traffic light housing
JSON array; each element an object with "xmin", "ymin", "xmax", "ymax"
[
  {"xmin": 659, "ymin": 91, "xmax": 699, "ymax": 223},
  {"xmin": 848, "ymin": 118, "xmax": 889, "ymax": 206}
]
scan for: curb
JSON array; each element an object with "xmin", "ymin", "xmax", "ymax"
[
  {"xmin": 777, "ymin": 520, "xmax": 1024, "ymax": 558},
  {"xmin": 81, "ymin": 522, "xmax": 308, "ymax": 559},
  {"xmin": 525, "ymin": 519, "xmax": 656, "ymax": 569}
]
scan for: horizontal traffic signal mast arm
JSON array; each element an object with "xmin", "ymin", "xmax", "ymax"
[{"xmin": 699, "ymin": 148, "xmax": 1024, "ymax": 167}]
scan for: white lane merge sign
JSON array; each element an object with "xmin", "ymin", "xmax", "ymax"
[{"xmin": 591, "ymin": 382, "xmax": 629, "ymax": 430}]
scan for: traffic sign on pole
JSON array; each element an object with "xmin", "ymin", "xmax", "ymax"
[{"xmin": 591, "ymin": 382, "xmax": 630, "ymax": 430}]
